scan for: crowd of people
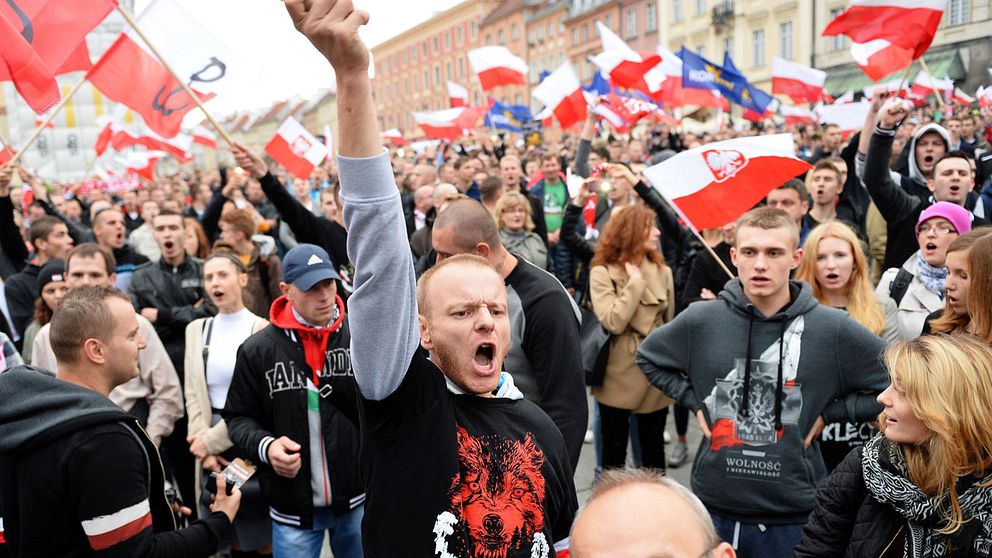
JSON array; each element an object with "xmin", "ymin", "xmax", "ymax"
[{"xmin": 2, "ymin": 1, "xmax": 992, "ymax": 557}]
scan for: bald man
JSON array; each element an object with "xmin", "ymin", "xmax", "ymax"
[
  {"xmin": 406, "ymin": 185, "xmax": 434, "ymax": 236},
  {"xmin": 409, "ymin": 183, "xmax": 462, "ymax": 261},
  {"xmin": 409, "ymin": 163, "xmax": 437, "ymax": 188},
  {"xmin": 571, "ymin": 470, "xmax": 736, "ymax": 558}
]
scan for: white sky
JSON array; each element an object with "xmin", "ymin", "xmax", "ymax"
[{"xmin": 133, "ymin": 0, "xmax": 462, "ymax": 115}]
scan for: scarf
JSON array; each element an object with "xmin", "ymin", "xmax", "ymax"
[
  {"xmin": 916, "ymin": 251, "xmax": 948, "ymax": 298},
  {"xmin": 862, "ymin": 434, "xmax": 992, "ymax": 557}
]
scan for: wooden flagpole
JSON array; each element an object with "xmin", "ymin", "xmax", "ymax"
[
  {"xmin": 114, "ymin": 4, "xmax": 237, "ymax": 148},
  {"xmin": 917, "ymin": 57, "xmax": 947, "ymax": 111},
  {"xmin": 7, "ymin": 75, "xmax": 89, "ymax": 167}
]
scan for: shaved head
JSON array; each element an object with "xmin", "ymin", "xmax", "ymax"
[{"xmin": 433, "ymin": 199, "xmax": 501, "ymax": 253}]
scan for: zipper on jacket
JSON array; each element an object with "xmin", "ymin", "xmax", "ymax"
[{"xmin": 877, "ymin": 525, "xmax": 903, "ymax": 558}]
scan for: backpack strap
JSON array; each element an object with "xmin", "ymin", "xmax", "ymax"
[{"xmin": 888, "ymin": 268, "xmax": 914, "ymax": 306}]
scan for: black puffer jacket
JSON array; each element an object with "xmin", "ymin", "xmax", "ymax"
[{"xmin": 795, "ymin": 447, "xmax": 904, "ymax": 558}]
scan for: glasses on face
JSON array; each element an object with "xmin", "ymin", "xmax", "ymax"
[{"xmin": 918, "ymin": 224, "xmax": 956, "ymax": 235}]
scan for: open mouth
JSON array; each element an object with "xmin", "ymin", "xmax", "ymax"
[
  {"xmin": 212, "ymin": 290, "xmax": 225, "ymax": 301},
  {"xmin": 826, "ymin": 273, "xmax": 839, "ymax": 281},
  {"xmin": 474, "ymin": 343, "xmax": 496, "ymax": 370},
  {"xmin": 751, "ymin": 276, "xmax": 770, "ymax": 286},
  {"xmin": 926, "ymin": 242, "xmax": 937, "ymax": 251},
  {"xmin": 163, "ymin": 240, "xmax": 175, "ymax": 250},
  {"xmin": 923, "ymin": 155, "xmax": 934, "ymax": 165}
]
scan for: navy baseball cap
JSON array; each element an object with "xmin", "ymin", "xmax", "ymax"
[{"xmin": 282, "ymin": 244, "xmax": 340, "ymax": 291}]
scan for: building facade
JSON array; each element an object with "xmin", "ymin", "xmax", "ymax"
[{"xmin": 370, "ymin": 0, "xmax": 500, "ymax": 138}]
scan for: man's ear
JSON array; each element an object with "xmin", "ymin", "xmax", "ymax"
[
  {"xmin": 82, "ymin": 338, "xmax": 106, "ymax": 365},
  {"xmin": 927, "ymin": 177, "xmax": 936, "ymax": 193},
  {"xmin": 475, "ymin": 243, "xmax": 491, "ymax": 258},
  {"xmin": 418, "ymin": 314, "xmax": 433, "ymax": 350},
  {"xmin": 730, "ymin": 246, "xmax": 738, "ymax": 267},
  {"xmin": 279, "ymin": 282, "xmax": 290, "ymax": 296},
  {"xmin": 791, "ymin": 248, "xmax": 804, "ymax": 270}
]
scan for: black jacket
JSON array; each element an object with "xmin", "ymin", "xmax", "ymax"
[
  {"xmin": 0, "ymin": 366, "xmax": 231, "ymax": 557},
  {"xmin": 0, "ymin": 195, "xmax": 28, "ymax": 279},
  {"xmin": 258, "ymin": 172, "xmax": 349, "ymax": 273},
  {"xmin": 2, "ymin": 263, "xmax": 40, "ymax": 343},
  {"xmin": 796, "ymin": 447, "xmax": 905, "ymax": 558},
  {"xmin": 129, "ymin": 257, "xmax": 216, "ymax": 377},
  {"xmin": 223, "ymin": 306, "xmax": 364, "ymax": 528},
  {"xmin": 678, "ymin": 242, "xmax": 736, "ymax": 313}
]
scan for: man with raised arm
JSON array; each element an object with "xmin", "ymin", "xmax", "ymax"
[{"xmin": 283, "ymin": 1, "xmax": 577, "ymax": 556}]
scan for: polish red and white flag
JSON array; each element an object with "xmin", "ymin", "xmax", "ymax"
[
  {"xmin": 642, "ymin": 134, "xmax": 812, "ymax": 230},
  {"xmin": 977, "ymin": 86, "xmax": 992, "ymax": 109},
  {"xmin": 447, "ymin": 81, "xmax": 469, "ymax": 108},
  {"xmin": 590, "ymin": 22, "xmax": 665, "ymax": 97},
  {"xmin": 467, "ymin": 46, "xmax": 528, "ymax": 91},
  {"xmin": 815, "ymin": 100, "xmax": 872, "ymax": 133},
  {"xmin": 264, "ymin": 117, "xmax": 327, "ymax": 181},
  {"xmin": 412, "ymin": 108, "xmax": 469, "ymax": 141},
  {"xmin": 191, "ymin": 126, "xmax": 218, "ymax": 149},
  {"xmin": 771, "ymin": 58, "xmax": 826, "ymax": 104},
  {"xmin": 653, "ymin": 48, "xmax": 728, "ymax": 110},
  {"xmin": 952, "ymin": 87, "xmax": 975, "ymax": 106},
  {"xmin": 823, "ymin": 0, "xmax": 944, "ymax": 81},
  {"xmin": 910, "ymin": 70, "xmax": 951, "ymax": 98},
  {"xmin": 0, "ymin": 137, "xmax": 14, "ymax": 165},
  {"xmin": 120, "ymin": 151, "xmax": 163, "ymax": 182},
  {"xmin": 88, "ymin": 0, "xmax": 243, "ymax": 138},
  {"xmin": 833, "ymin": 90, "xmax": 855, "ymax": 104},
  {"xmin": 780, "ymin": 105, "xmax": 815, "ymax": 125},
  {"xmin": 94, "ymin": 114, "xmax": 193, "ymax": 162},
  {"xmin": 381, "ymin": 128, "xmax": 408, "ymax": 146},
  {"xmin": 532, "ymin": 61, "xmax": 586, "ymax": 130}
]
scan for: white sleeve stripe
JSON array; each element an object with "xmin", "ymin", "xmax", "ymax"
[
  {"xmin": 554, "ymin": 537, "xmax": 571, "ymax": 552},
  {"xmin": 81, "ymin": 499, "xmax": 151, "ymax": 536},
  {"xmin": 258, "ymin": 436, "xmax": 275, "ymax": 464}
]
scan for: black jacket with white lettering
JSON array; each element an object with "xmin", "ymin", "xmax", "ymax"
[{"xmin": 222, "ymin": 297, "xmax": 364, "ymax": 528}]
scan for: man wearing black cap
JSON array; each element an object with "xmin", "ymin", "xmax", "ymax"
[{"xmin": 223, "ymin": 243, "xmax": 364, "ymax": 558}]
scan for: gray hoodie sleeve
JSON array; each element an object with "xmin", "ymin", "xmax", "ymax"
[
  {"xmin": 821, "ymin": 317, "xmax": 888, "ymax": 424},
  {"xmin": 339, "ymin": 149, "xmax": 421, "ymax": 401},
  {"xmin": 635, "ymin": 309, "xmax": 702, "ymax": 413}
]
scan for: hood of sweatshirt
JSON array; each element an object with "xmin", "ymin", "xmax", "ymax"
[
  {"xmin": 269, "ymin": 294, "xmax": 346, "ymax": 386},
  {"xmin": 907, "ymin": 123, "xmax": 950, "ymax": 186},
  {"xmin": 0, "ymin": 366, "xmax": 131, "ymax": 455}
]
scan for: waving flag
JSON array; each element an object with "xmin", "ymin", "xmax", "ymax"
[
  {"xmin": 412, "ymin": 108, "xmax": 470, "ymax": 140},
  {"xmin": 94, "ymin": 116, "xmax": 193, "ymax": 162},
  {"xmin": 589, "ymin": 22, "xmax": 664, "ymax": 96},
  {"xmin": 780, "ymin": 105, "xmax": 815, "ymax": 125},
  {"xmin": 381, "ymin": 128, "xmax": 408, "ymax": 146},
  {"xmin": 771, "ymin": 58, "xmax": 826, "ymax": 103},
  {"xmin": 88, "ymin": 0, "xmax": 243, "ymax": 138},
  {"xmin": 652, "ymin": 48, "xmax": 727, "ymax": 109},
  {"xmin": 264, "ymin": 117, "xmax": 327, "ymax": 180},
  {"xmin": 191, "ymin": 126, "xmax": 217, "ymax": 149},
  {"xmin": 951, "ymin": 88, "xmax": 974, "ymax": 106},
  {"xmin": 816, "ymin": 101, "xmax": 872, "ymax": 133},
  {"xmin": 467, "ymin": 46, "xmax": 528, "ymax": 91},
  {"xmin": 120, "ymin": 151, "xmax": 163, "ymax": 181},
  {"xmin": 0, "ymin": 137, "xmax": 14, "ymax": 164},
  {"xmin": 0, "ymin": 0, "xmax": 114, "ymax": 113},
  {"xmin": 642, "ymin": 134, "xmax": 811, "ymax": 230},
  {"xmin": 822, "ymin": 0, "xmax": 944, "ymax": 81},
  {"xmin": 532, "ymin": 61, "xmax": 586, "ymax": 130},
  {"xmin": 681, "ymin": 48, "xmax": 773, "ymax": 114},
  {"xmin": 593, "ymin": 93, "xmax": 659, "ymax": 132},
  {"xmin": 485, "ymin": 100, "xmax": 532, "ymax": 132},
  {"xmin": 910, "ymin": 70, "xmax": 951, "ymax": 98},
  {"xmin": 978, "ymin": 86, "xmax": 992, "ymax": 109},
  {"xmin": 584, "ymin": 71, "xmax": 611, "ymax": 96},
  {"xmin": 833, "ymin": 90, "xmax": 855, "ymax": 104},
  {"xmin": 447, "ymin": 81, "xmax": 469, "ymax": 108}
]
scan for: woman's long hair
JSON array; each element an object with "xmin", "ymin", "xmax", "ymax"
[
  {"xmin": 590, "ymin": 206, "xmax": 663, "ymax": 268},
  {"xmin": 33, "ymin": 296, "xmax": 54, "ymax": 327},
  {"xmin": 880, "ymin": 334, "xmax": 992, "ymax": 534},
  {"xmin": 795, "ymin": 221, "xmax": 885, "ymax": 335},
  {"xmin": 967, "ymin": 234, "xmax": 992, "ymax": 342},
  {"xmin": 493, "ymin": 191, "xmax": 534, "ymax": 232},
  {"xmin": 930, "ymin": 229, "xmax": 992, "ymax": 334},
  {"xmin": 184, "ymin": 217, "xmax": 210, "ymax": 259}
]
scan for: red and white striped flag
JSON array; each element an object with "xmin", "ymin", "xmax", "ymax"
[
  {"xmin": 447, "ymin": 81, "xmax": 469, "ymax": 108},
  {"xmin": 590, "ymin": 22, "xmax": 665, "ymax": 97},
  {"xmin": 412, "ymin": 108, "xmax": 468, "ymax": 141},
  {"xmin": 780, "ymin": 105, "xmax": 815, "ymax": 125},
  {"xmin": 642, "ymin": 134, "xmax": 812, "ymax": 230},
  {"xmin": 467, "ymin": 46, "xmax": 528, "ymax": 91},
  {"xmin": 191, "ymin": 126, "xmax": 218, "ymax": 149},
  {"xmin": 382, "ymin": 128, "xmax": 408, "ymax": 146},
  {"xmin": 815, "ymin": 101, "xmax": 872, "ymax": 133},
  {"xmin": 910, "ymin": 70, "xmax": 951, "ymax": 98},
  {"xmin": 0, "ymin": 137, "xmax": 14, "ymax": 165},
  {"xmin": 833, "ymin": 90, "xmax": 855, "ymax": 104},
  {"xmin": 532, "ymin": 61, "xmax": 586, "ymax": 130},
  {"xmin": 771, "ymin": 58, "xmax": 826, "ymax": 104},
  {"xmin": 88, "ymin": 0, "xmax": 242, "ymax": 138},
  {"xmin": 823, "ymin": 0, "xmax": 945, "ymax": 81},
  {"xmin": 264, "ymin": 117, "xmax": 327, "ymax": 180},
  {"xmin": 952, "ymin": 87, "xmax": 975, "ymax": 106},
  {"xmin": 977, "ymin": 86, "xmax": 992, "ymax": 109},
  {"xmin": 120, "ymin": 151, "xmax": 163, "ymax": 182}
]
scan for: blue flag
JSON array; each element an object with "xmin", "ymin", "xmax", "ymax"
[
  {"xmin": 679, "ymin": 47, "xmax": 773, "ymax": 114},
  {"xmin": 584, "ymin": 71, "xmax": 611, "ymax": 96},
  {"xmin": 485, "ymin": 100, "xmax": 533, "ymax": 132}
]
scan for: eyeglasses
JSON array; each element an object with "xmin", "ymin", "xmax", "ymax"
[{"xmin": 918, "ymin": 224, "xmax": 956, "ymax": 235}]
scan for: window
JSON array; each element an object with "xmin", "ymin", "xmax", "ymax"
[
  {"xmin": 423, "ymin": 70, "xmax": 429, "ymax": 88},
  {"xmin": 605, "ymin": 14, "xmax": 612, "ymax": 30},
  {"xmin": 411, "ymin": 46, "xmax": 417, "ymax": 62},
  {"xmin": 486, "ymin": 33, "xmax": 493, "ymax": 45},
  {"xmin": 514, "ymin": 94, "xmax": 522, "ymax": 105},
  {"xmin": 647, "ymin": 3, "xmax": 657, "ymax": 32},
  {"xmin": 471, "ymin": 21, "xmax": 478, "ymax": 39},
  {"xmin": 548, "ymin": 21, "xmax": 555, "ymax": 37},
  {"xmin": 779, "ymin": 21, "xmax": 793, "ymax": 60},
  {"xmin": 695, "ymin": 0, "xmax": 705, "ymax": 16},
  {"xmin": 457, "ymin": 26, "xmax": 464, "ymax": 44},
  {"xmin": 529, "ymin": 29, "xmax": 537, "ymax": 43},
  {"xmin": 538, "ymin": 24, "xmax": 545, "ymax": 41},
  {"xmin": 405, "ymin": 78, "xmax": 410, "ymax": 94},
  {"xmin": 434, "ymin": 65, "xmax": 440, "ymax": 85},
  {"xmin": 512, "ymin": 23, "xmax": 519, "ymax": 40},
  {"xmin": 433, "ymin": 37, "xmax": 440, "ymax": 52},
  {"xmin": 498, "ymin": 29, "xmax": 505, "ymax": 44},
  {"xmin": 559, "ymin": 16, "xmax": 565, "ymax": 33},
  {"xmin": 723, "ymin": 37, "xmax": 733, "ymax": 57},
  {"xmin": 751, "ymin": 29, "xmax": 765, "ymax": 67},
  {"xmin": 582, "ymin": 23, "xmax": 589, "ymax": 41},
  {"xmin": 445, "ymin": 31, "xmax": 451, "ymax": 49},
  {"xmin": 829, "ymin": 8, "xmax": 845, "ymax": 51},
  {"xmin": 572, "ymin": 27, "xmax": 578, "ymax": 45},
  {"xmin": 673, "ymin": 0, "xmax": 683, "ymax": 22},
  {"xmin": 697, "ymin": 44, "xmax": 705, "ymax": 56},
  {"xmin": 948, "ymin": 0, "xmax": 968, "ymax": 25},
  {"xmin": 459, "ymin": 57, "xmax": 465, "ymax": 78},
  {"xmin": 446, "ymin": 62, "xmax": 452, "ymax": 80},
  {"xmin": 594, "ymin": 20, "xmax": 600, "ymax": 38},
  {"xmin": 626, "ymin": 9, "xmax": 637, "ymax": 38}
]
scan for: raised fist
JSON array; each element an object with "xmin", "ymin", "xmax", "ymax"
[{"xmin": 284, "ymin": 0, "xmax": 370, "ymax": 77}]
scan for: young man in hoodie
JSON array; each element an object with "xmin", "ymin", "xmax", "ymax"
[
  {"xmin": 223, "ymin": 243, "xmax": 364, "ymax": 558},
  {"xmin": 0, "ymin": 286, "xmax": 240, "ymax": 557},
  {"xmin": 859, "ymin": 93, "xmax": 989, "ymax": 272},
  {"xmin": 636, "ymin": 207, "xmax": 888, "ymax": 558},
  {"xmin": 3, "ymin": 216, "xmax": 73, "ymax": 345},
  {"xmin": 284, "ymin": 2, "xmax": 578, "ymax": 556}
]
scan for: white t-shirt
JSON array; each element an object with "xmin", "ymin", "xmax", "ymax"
[{"xmin": 204, "ymin": 307, "xmax": 259, "ymax": 423}]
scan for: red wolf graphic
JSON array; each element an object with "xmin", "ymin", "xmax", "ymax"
[{"xmin": 442, "ymin": 426, "xmax": 547, "ymax": 558}]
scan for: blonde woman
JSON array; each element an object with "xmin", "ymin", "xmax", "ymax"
[
  {"xmin": 926, "ymin": 229, "xmax": 992, "ymax": 335},
  {"xmin": 797, "ymin": 221, "xmax": 887, "ymax": 471},
  {"xmin": 589, "ymin": 205, "xmax": 674, "ymax": 471},
  {"xmin": 185, "ymin": 253, "xmax": 270, "ymax": 555},
  {"xmin": 797, "ymin": 334, "xmax": 992, "ymax": 557},
  {"xmin": 494, "ymin": 191, "xmax": 549, "ymax": 270}
]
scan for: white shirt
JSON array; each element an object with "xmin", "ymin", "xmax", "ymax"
[{"xmin": 204, "ymin": 307, "xmax": 258, "ymax": 423}]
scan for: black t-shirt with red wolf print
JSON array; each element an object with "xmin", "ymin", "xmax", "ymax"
[{"xmin": 359, "ymin": 352, "xmax": 578, "ymax": 557}]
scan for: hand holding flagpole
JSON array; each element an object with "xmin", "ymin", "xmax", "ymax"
[{"xmin": 113, "ymin": 4, "xmax": 236, "ymax": 148}]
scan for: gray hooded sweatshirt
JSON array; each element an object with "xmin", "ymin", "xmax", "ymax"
[{"xmin": 636, "ymin": 279, "xmax": 887, "ymax": 523}]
